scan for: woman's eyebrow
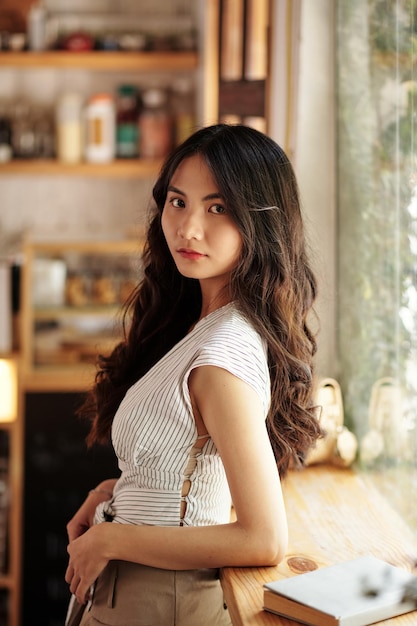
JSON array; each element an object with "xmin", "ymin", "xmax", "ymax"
[
  {"xmin": 167, "ymin": 187, "xmax": 223, "ymax": 202},
  {"xmin": 167, "ymin": 185, "xmax": 185, "ymax": 196},
  {"xmin": 203, "ymin": 192, "xmax": 223, "ymax": 201}
]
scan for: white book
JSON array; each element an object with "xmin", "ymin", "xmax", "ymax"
[{"xmin": 263, "ymin": 555, "xmax": 417, "ymax": 626}]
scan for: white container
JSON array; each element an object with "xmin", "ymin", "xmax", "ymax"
[
  {"xmin": 27, "ymin": 2, "xmax": 47, "ymax": 51},
  {"xmin": 84, "ymin": 93, "xmax": 116, "ymax": 163},
  {"xmin": 32, "ymin": 259, "xmax": 67, "ymax": 307},
  {"xmin": 56, "ymin": 93, "xmax": 83, "ymax": 163}
]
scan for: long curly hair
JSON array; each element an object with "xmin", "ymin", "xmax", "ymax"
[{"xmin": 80, "ymin": 124, "xmax": 322, "ymax": 476}]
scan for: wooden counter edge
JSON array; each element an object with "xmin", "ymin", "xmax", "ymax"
[{"xmin": 220, "ymin": 464, "xmax": 417, "ymax": 626}]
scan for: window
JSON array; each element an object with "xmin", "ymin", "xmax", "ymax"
[{"xmin": 336, "ymin": 0, "xmax": 417, "ymax": 528}]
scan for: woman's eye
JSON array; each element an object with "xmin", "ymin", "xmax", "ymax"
[
  {"xmin": 170, "ymin": 197, "xmax": 185, "ymax": 208},
  {"xmin": 209, "ymin": 204, "xmax": 226, "ymax": 215}
]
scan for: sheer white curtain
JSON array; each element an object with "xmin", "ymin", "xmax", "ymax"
[{"xmin": 270, "ymin": 0, "xmax": 337, "ymax": 377}]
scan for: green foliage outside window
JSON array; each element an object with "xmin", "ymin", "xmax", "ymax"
[{"xmin": 336, "ymin": 0, "xmax": 417, "ymax": 483}]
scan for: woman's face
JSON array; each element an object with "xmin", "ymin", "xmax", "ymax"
[{"xmin": 161, "ymin": 154, "xmax": 243, "ymax": 299}]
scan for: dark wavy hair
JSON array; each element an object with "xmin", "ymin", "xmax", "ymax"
[{"xmin": 80, "ymin": 124, "xmax": 322, "ymax": 476}]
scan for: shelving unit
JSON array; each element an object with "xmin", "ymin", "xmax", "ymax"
[
  {"xmin": 0, "ymin": 49, "xmax": 198, "ymax": 178},
  {"xmin": 0, "ymin": 2, "xmax": 219, "ymax": 621},
  {"xmin": 0, "ymin": 39, "xmax": 200, "ymax": 617},
  {"xmin": 0, "ymin": 47, "xmax": 203, "ymax": 387},
  {"xmin": 21, "ymin": 238, "xmax": 142, "ymax": 392}
]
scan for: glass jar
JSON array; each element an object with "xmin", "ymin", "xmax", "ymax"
[
  {"xmin": 11, "ymin": 102, "xmax": 36, "ymax": 159},
  {"xmin": 138, "ymin": 88, "xmax": 172, "ymax": 159}
]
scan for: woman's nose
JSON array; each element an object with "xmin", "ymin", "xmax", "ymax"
[{"xmin": 177, "ymin": 210, "xmax": 203, "ymax": 240}]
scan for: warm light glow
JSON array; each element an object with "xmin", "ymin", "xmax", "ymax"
[{"xmin": 0, "ymin": 359, "xmax": 17, "ymax": 422}]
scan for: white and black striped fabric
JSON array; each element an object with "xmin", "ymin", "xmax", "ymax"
[{"xmin": 94, "ymin": 303, "xmax": 270, "ymax": 528}]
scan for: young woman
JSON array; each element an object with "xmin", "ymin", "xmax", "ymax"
[{"xmin": 65, "ymin": 124, "xmax": 322, "ymax": 626}]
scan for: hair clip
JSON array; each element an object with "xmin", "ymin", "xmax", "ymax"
[{"xmin": 248, "ymin": 205, "xmax": 280, "ymax": 212}]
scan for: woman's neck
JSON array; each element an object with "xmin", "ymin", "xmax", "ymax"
[
  {"xmin": 198, "ymin": 279, "xmax": 233, "ymax": 319},
  {"xmin": 199, "ymin": 293, "xmax": 232, "ymax": 320}
]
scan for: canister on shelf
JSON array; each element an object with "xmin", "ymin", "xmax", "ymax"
[
  {"xmin": 84, "ymin": 93, "xmax": 116, "ymax": 163},
  {"xmin": 56, "ymin": 93, "xmax": 83, "ymax": 163},
  {"xmin": 32, "ymin": 258, "xmax": 67, "ymax": 307},
  {"xmin": 171, "ymin": 77, "xmax": 195, "ymax": 146},
  {"xmin": 138, "ymin": 87, "xmax": 172, "ymax": 159}
]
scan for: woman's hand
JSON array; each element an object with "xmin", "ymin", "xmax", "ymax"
[
  {"xmin": 66, "ymin": 480, "xmax": 116, "ymax": 543},
  {"xmin": 66, "ymin": 496, "xmax": 97, "ymax": 543},
  {"xmin": 66, "ymin": 523, "xmax": 112, "ymax": 604}
]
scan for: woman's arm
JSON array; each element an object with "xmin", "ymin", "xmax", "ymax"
[{"xmin": 66, "ymin": 365, "xmax": 288, "ymax": 603}]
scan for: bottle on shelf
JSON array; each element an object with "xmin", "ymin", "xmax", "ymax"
[
  {"xmin": 115, "ymin": 85, "xmax": 140, "ymax": 159},
  {"xmin": 138, "ymin": 87, "xmax": 172, "ymax": 159},
  {"xmin": 0, "ymin": 111, "xmax": 12, "ymax": 163},
  {"xmin": 11, "ymin": 102, "xmax": 36, "ymax": 159},
  {"xmin": 33, "ymin": 106, "xmax": 55, "ymax": 159},
  {"xmin": 56, "ymin": 93, "xmax": 83, "ymax": 163},
  {"xmin": 171, "ymin": 77, "xmax": 196, "ymax": 146},
  {"xmin": 27, "ymin": 1, "xmax": 47, "ymax": 51},
  {"xmin": 84, "ymin": 93, "xmax": 116, "ymax": 164}
]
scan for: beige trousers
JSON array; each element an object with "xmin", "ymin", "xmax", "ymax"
[{"xmin": 76, "ymin": 561, "xmax": 233, "ymax": 626}]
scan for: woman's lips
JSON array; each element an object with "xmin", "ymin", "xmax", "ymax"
[{"xmin": 177, "ymin": 248, "xmax": 206, "ymax": 260}]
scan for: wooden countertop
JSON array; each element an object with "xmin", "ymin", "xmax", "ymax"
[{"xmin": 221, "ymin": 464, "xmax": 417, "ymax": 625}]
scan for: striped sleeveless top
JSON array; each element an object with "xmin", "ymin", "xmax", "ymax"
[{"xmin": 94, "ymin": 303, "xmax": 270, "ymax": 527}]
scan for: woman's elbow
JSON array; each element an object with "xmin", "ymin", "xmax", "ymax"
[
  {"xmin": 261, "ymin": 516, "xmax": 288, "ymax": 566},
  {"xmin": 259, "ymin": 540, "xmax": 287, "ymax": 567},
  {"xmin": 247, "ymin": 530, "xmax": 288, "ymax": 567},
  {"xmin": 270, "ymin": 541, "xmax": 287, "ymax": 566}
]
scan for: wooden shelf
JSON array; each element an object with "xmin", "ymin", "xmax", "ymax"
[
  {"xmin": 22, "ymin": 366, "xmax": 94, "ymax": 392},
  {"xmin": 0, "ymin": 158, "xmax": 163, "ymax": 178},
  {"xmin": 25, "ymin": 237, "xmax": 141, "ymax": 252},
  {"xmin": 0, "ymin": 50, "xmax": 198, "ymax": 71},
  {"xmin": 33, "ymin": 305, "xmax": 121, "ymax": 320}
]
